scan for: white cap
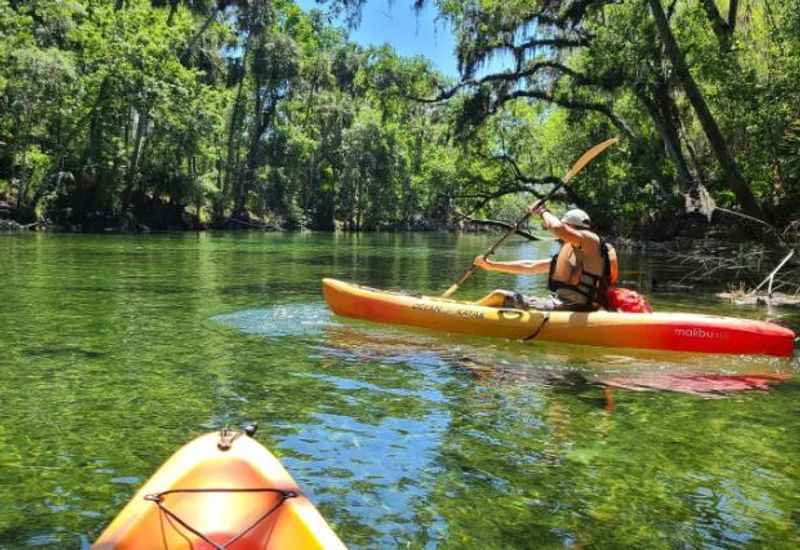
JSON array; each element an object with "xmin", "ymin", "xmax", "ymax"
[{"xmin": 561, "ymin": 208, "xmax": 591, "ymax": 229}]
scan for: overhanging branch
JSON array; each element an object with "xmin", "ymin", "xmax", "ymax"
[
  {"xmin": 409, "ymin": 61, "xmax": 601, "ymax": 104},
  {"xmin": 495, "ymin": 89, "xmax": 636, "ymax": 139},
  {"xmin": 454, "ymin": 209, "xmax": 540, "ymax": 241},
  {"xmin": 482, "ymin": 152, "xmax": 561, "ymax": 187}
]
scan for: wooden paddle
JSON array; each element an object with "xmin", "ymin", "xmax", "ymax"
[{"xmin": 441, "ymin": 137, "xmax": 619, "ymax": 298}]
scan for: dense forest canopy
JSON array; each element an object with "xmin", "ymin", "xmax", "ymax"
[{"xmin": 1, "ymin": 0, "xmax": 798, "ymax": 237}]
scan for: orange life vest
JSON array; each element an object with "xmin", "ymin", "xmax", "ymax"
[{"xmin": 548, "ymin": 239, "xmax": 618, "ymax": 308}]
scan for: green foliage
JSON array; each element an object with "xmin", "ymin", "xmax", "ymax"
[
  {"xmin": 1, "ymin": 0, "xmax": 798, "ymax": 234},
  {"xmin": 413, "ymin": 0, "xmax": 800, "ymax": 234},
  {"xmin": 0, "ymin": 0, "xmax": 490, "ymax": 230}
]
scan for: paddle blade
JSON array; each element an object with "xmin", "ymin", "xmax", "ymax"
[{"xmin": 562, "ymin": 137, "xmax": 618, "ymax": 185}]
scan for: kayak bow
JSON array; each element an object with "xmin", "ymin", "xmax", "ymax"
[
  {"xmin": 93, "ymin": 429, "xmax": 345, "ymax": 550},
  {"xmin": 322, "ymin": 278, "xmax": 795, "ymax": 357}
]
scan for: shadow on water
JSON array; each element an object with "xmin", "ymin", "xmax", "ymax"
[{"xmin": 22, "ymin": 346, "xmax": 105, "ymax": 360}]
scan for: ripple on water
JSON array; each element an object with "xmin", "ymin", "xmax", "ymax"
[
  {"xmin": 280, "ymin": 410, "xmax": 450, "ymax": 546},
  {"xmin": 211, "ymin": 303, "xmax": 335, "ymax": 337},
  {"xmin": 25, "ymin": 534, "xmax": 61, "ymax": 547},
  {"xmin": 109, "ymin": 476, "xmax": 141, "ymax": 485}
]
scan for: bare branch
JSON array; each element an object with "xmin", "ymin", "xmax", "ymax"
[
  {"xmin": 453, "ymin": 210, "xmax": 540, "ymax": 241},
  {"xmin": 483, "ymin": 152, "xmax": 562, "ymax": 187},
  {"xmin": 409, "ymin": 61, "xmax": 602, "ymax": 105},
  {"xmin": 474, "ymin": 36, "xmax": 590, "ymax": 73},
  {"xmin": 455, "ymin": 182, "xmax": 568, "ymax": 212}
]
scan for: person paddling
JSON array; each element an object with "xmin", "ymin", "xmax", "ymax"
[{"xmin": 473, "ymin": 203, "xmax": 617, "ymax": 311}]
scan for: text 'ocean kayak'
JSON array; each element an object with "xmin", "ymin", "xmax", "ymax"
[
  {"xmin": 93, "ymin": 428, "xmax": 345, "ymax": 550},
  {"xmin": 322, "ymin": 278, "xmax": 795, "ymax": 357}
]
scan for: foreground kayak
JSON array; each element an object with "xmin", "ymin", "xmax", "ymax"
[
  {"xmin": 322, "ymin": 278, "xmax": 796, "ymax": 357},
  {"xmin": 93, "ymin": 429, "xmax": 344, "ymax": 550}
]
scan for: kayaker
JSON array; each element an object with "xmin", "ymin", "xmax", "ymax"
[{"xmin": 473, "ymin": 204, "xmax": 615, "ymax": 311}]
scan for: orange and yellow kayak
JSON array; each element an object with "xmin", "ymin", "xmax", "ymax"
[
  {"xmin": 322, "ymin": 278, "xmax": 796, "ymax": 357},
  {"xmin": 93, "ymin": 429, "xmax": 345, "ymax": 550}
]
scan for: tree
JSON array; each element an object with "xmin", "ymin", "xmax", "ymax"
[{"xmin": 647, "ymin": 0, "xmax": 762, "ymax": 219}]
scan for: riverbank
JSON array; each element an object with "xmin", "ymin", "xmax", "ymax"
[
  {"xmin": 5, "ymin": 217, "xmax": 798, "ymax": 294},
  {"xmin": 0, "ymin": 219, "xmax": 28, "ymax": 231}
]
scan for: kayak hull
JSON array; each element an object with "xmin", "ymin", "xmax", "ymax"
[
  {"xmin": 322, "ymin": 278, "xmax": 795, "ymax": 357},
  {"xmin": 93, "ymin": 432, "xmax": 344, "ymax": 550}
]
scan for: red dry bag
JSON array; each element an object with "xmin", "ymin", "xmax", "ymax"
[{"xmin": 605, "ymin": 287, "xmax": 653, "ymax": 313}]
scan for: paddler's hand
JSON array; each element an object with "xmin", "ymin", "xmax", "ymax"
[
  {"xmin": 529, "ymin": 201, "xmax": 547, "ymax": 217},
  {"xmin": 530, "ymin": 202, "xmax": 550, "ymax": 227},
  {"xmin": 473, "ymin": 255, "xmax": 491, "ymax": 270}
]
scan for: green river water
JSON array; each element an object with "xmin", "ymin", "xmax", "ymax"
[{"xmin": 1, "ymin": 232, "xmax": 799, "ymax": 549}]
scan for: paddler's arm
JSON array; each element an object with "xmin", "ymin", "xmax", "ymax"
[
  {"xmin": 473, "ymin": 255, "xmax": 550, "ymax": 275},
  {"xmin": 537, "ymin": 209, "xmax": 588, "ymax": 247}
]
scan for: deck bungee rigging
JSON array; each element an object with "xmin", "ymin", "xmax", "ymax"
[{"xmin": 92, "ymin": 427, "xmax": 345, "ymax": 550}]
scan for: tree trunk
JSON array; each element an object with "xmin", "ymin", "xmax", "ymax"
[
  {"xmin": 648, "ymin": 0, "xmax": 763, "ymax": 219},
  {"xmin": 699, "ymin": 0, "xmax": 739, "ymax": 52},
  {"xmin": 236, "ymin": 70, "xmax": 267, "ymax": 217},
  {"xmin": 167, "ymin": 1, "xmax": 177, "ymax": 26},
  {"xmin": 10, "ymin": 114, "xmax": 19, "ymax": 209},
  {"xmin": 120, "ymin": 109, "xmax": 148, "ymax": 214},
  {"xmin": 83, "ymin": 76, "xmax": 111, "ymax": 166},
  {"xmin": 225, "ymin": 90, "xmax": 244, "ymax": 199},
  {"xmin": 183, "ymin": 7, "xmax": 220, "ymax": 58},
  {"xmin": 637, "ymin": 86, "xmax": 694, "ymax": 190},
  {"xmin": 223, "ymin": 34, "xmax": 252, "ymax": 218},
  {"xmin": 225, "ymin": 74, "xmax": 247, "ymax": 212}
]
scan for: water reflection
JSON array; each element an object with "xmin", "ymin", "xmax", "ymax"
[{"xmin": 315, "ymin": 320, "xmax": 795, "ymax": 396}]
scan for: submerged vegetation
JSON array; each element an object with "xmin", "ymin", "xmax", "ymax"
[{"xmin": 1, "ymin": 0, "xmax": 799, "ymax": 237}]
